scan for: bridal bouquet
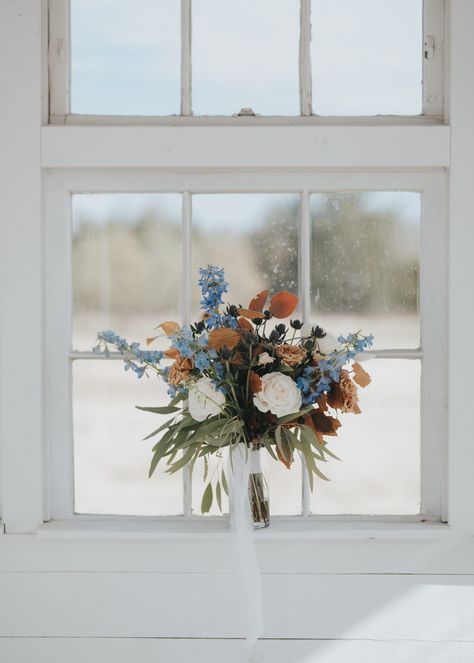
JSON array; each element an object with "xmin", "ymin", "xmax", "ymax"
[{"xmin": 94, "ymin": 265, "xmax": 373, "ymax": 521}]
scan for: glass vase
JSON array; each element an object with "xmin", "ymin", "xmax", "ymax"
[{"xmin": 248, "ymin": 446, "xmax": 270, "ymax": 529}]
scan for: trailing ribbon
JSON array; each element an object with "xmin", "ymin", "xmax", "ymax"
[{"xmin": 229, "ymin": 443, "xmax": 263, "ymax": 648}]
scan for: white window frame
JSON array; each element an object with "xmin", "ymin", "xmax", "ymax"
[
  {"xmin": 48, "ymin": 0, "xmax": 446, "ymax": 123},
  {"xmin": 2, "ymin": 0, "xmax": 474, "ymax": 550},
  {"xmin": 45, "ymin": 169, "xmax": 447, "ymax": 524}
]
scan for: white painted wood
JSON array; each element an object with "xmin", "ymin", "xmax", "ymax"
[
  {"xmin": 45, "ymin": 179, "xmax": 74, "ymax": 519},
  {"xmin": 41, "ymin": 125, "xmax": 451, "ymax": 169},
  {"xmin": 299, "ymin": 0, "xmax": 312, "ymax": 116},
  {"xmin": 423, "ymin": 0, "xmax": 446, "ymax": 117},
  {"xmin": 446, "ymin": 0, "xmax": 474, "ymax": 534},
  {"xmin": 182, "ymin": 191, "xmax": 192, "ymax": 516},
  {"xmin": 3, "ymin": 637, "xmax": 474, "ymax": 663},
  {"xmin": 419, "ymin": 173, "xmax": 448, "ymax": 518},
  {"xmin": 48, "ymin": 0, "xmax": 70, "ymax": 118},
  {"xmin": 180, "ymin": 0, "xmax": 192, "ymax": 116},
  {"xmin": 300, "ymin": 190, "xmax": 311, "ymax": 516},
  {"xmin": 4, "ymin": 529, "xmax": 474, "ymax": 575},
  {"xmin": 2, "ymin": 570, "xmax": 474, "ymax": 640},
  {"xmin": 0, "ymin": 0, "xmax": 45, "ymax": 532}
]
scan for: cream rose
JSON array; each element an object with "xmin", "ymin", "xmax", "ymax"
[
  {"xmin": 188, "ymin": 377, "xmax": 226, "ymax": 422},
  {"xmin": 253, "ymin": 372, "xmax": 302, "ymax": 418},
  {"xmin": 257, "ymin": 352, "xmax": 274, "ymax": 366}
]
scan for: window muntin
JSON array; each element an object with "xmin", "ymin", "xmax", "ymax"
[{"xmin": 70, "ymin": 187, "xmax": 428, "ymax": 517}]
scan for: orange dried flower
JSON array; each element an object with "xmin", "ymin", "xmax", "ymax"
[
  {"xmin": 339, "ymin": 373, "xmax": 361, "ymax": 414},
  {"xmin": 168, "ymin": 356, "xmax": 193, "ymax": 386},
  {"xmin": 276, "ymin": 344, "xmax": 307, "ymax": 367}
]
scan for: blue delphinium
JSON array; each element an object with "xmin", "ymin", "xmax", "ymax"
[
  {"xmin": 198, "ymin": 265, "xmax": 230, "ymax": 329},
  {"xmin": 94, "ymin": 330, "xmax": 163, "ymax": 379}
]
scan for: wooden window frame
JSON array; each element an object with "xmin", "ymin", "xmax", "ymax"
[
  {"xmin": 48, "ymin": 0, "xmax": 446, "ymax": 123},
  {"xmin": 3, "ymin": 0, "xmax": 474, "ymax": 553}
]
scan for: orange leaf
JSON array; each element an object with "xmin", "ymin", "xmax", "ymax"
[
  {"xmin": 249, "ymin": 371, "xmax": 262, "ymax": 394},
  {"xmin": 207, "ymin": 327, "xmax": 241, "ymax": 351},
  {"xmin": 164, "ymin": 348, "xmax": 180, "ymax": 359},
  {"xmin": 146, "ymin": 336, "xmax": 158, "ymax": 346},
  {"xmin": 236, "ymin": 308, "xmax": 266, "ymax": 320},
  {"xmin": 249, "ymin": 289, "xmax": 269, "ymax": 312},
  {"xmin": 269, "ymin": 291, "xmax": 299, "ymax": 319},
  {"xmin": 237, "ymin": 317, "xmax": 254, "ymax": 332},
  {"xmin": 276, "ymin": 443, "xmax": 293, "ymax": 469},
  {"xmin": 156, "ymin": 321, "xmax": 180, "ymax": 336},
  {"xmin": 310, "ymin": 410, "xmax": 341, "ymax": 437},
  {"xmin": 317, "ymin": 393, "xmax": 329, "ymax": 412},
  {"xmin": 352, "ymin": 362, "xmax": 372, "ymax": 388}
]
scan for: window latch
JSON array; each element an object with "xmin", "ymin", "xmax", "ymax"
[
  {"xmin": 236, "ymin": 107, "xmax": 257, "ymax": 117},
  {"xmin": 424, "ymin": 35, "xmax": 435, "ymax": 60}
]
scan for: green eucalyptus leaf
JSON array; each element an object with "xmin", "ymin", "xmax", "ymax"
[
  {"xmin": 166, "ymin": 445, "xmax": 197, "ymax": 474},
  {"xmin": 216, "ymin": 480, "xmax": 222, "ymax": 511},
  {"xmin": 136, "ymin": 405, "xmax": 181, "ymax": 415},
  {"xmin": 276, "ymin": 406, "xmax": 314, "ymax": 425},
  {"xmin": 201, "ymin": 482, "xmax": 213, "ymax": 514}
]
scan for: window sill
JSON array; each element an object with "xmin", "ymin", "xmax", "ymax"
[{"xmin": 36, "ymin": 517, "xmax": 451, "ymax": 541}]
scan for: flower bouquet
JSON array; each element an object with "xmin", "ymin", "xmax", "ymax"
[{"xmin": 94, "ymin": 265, "xmax": 373, "ymax": 527}]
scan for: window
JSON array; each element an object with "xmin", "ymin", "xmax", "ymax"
[
  {"xmin": 11, "ymin": 0, "xmax": 444, "ymax": 528},
  {"xmin": 50, "ymin": 0, "xmax": 445, "ymax": 120},
  {"xmin": 46, "ymin": 171, "xmax": 446, "ymax": 521}
]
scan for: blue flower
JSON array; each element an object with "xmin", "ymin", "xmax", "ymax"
[
  {"xmin": 198, "ymin": 265, "xmax": 228, "ymax": 317},
  {"xmin": 195, "ymin": 351, "xmax": 210, "ymax": 372}
]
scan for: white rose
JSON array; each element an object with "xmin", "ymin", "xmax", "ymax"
[
  {"xmin": 253, "ymin": 372, "xmax": 302, "ymax": 418},
  {"xmin": 257, "ymin": 352, "xmax": 274, "ymax": 366},
  {"xmin": 316, "ymin": 331, "xmax": 340, "ymax": 355},
  {"xmin": 188, "ymin": 377, "xmax": 226, "ymax": 422}
]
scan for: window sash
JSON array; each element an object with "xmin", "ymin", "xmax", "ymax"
[
  {"xmin": 45, "ymin": 170, "xmax": 447, "ymax": 521},
  {"xmin": 48, "ymin": 0, "xmax": 445, "ymax": 122}
]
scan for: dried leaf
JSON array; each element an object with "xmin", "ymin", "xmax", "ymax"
[
  {"xmin": 317, "ymin": 393, "xmax": 329, "ymax": 412},
  {"xmin": 276, "ymin": 446, "xmax": 293, "ymax": 469},
  {"xmin": 237, "ymin": 317, "xmax": 254, "ymax": 332},
  {"xmin": 146, "ymin": 336, "xmax": 159, "ymax": 346},
  {"xmin": 304, "ymin": 414, "xmax": 324, "ymax": 445},
  {"xmin": 164, "ymin": 348, "xmax": 180, "ymax": 359},
  {"xmin": 352, "ymin": 361, "xmax": 372, "ymax": 388},
  {"xmin": 310, "ymin": 410, "xmax": 341, "ymax": 436},
  {"xmin": 236, "ymin": 308, "xmax": 266, "ymax": 320},
  {"xmin": 156, "ymin": 321, "xmax": 180, "ymax": 336},
  {"xmin": 249, "ymin": 371, "xmax": 263, "ymax": 394},
  {"xmin": 269, "ymin": 291, "xmax": 299, "ymax": 319},
  {"xmin": 249, "ymin": 289, "xmax": 269, "ymax": 312},
  {"xmin": 327, "ymin": 382, "xmax": 344, "ymax": 410},
  {"xmin": 207, "ymin": 327, "xmax": 241, "ymax": 351}
]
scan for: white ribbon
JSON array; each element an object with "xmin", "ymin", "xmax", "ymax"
[{"xmin": 229, "ymin": 443, "xmax": 263, "ymax": 648}]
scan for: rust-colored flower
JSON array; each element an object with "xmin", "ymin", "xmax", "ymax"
[
  {"xmin": 168, "ymin": 356, "xmax": 193, "ymax": 386},
  {"xmin": 339, "ymin": 373, "xmax": 361, "ymax": 414},
  {"xmin": 276, "ymin": 344, "xmax": 308, "ymax": 367}
]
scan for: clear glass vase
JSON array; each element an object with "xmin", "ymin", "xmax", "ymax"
[{"xmin": 248, "ymin": 447, "xmax": 270, "ymax": 529}]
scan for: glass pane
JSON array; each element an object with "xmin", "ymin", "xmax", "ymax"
[
  {"xmin": 191, "ymin": 193, "xmax": 302, "ymax": 513},
  {"xmin": 310, "ymin": 359, "xmax": 420, "ymax": 515},
  {"xmin": 311, "ymin": 0, "xmax": 422, "ymax": 116},
  {"xmin": 310, "ymin": 191, "xmax": 420, "ymax": 349},
  {"xmin": 193, "ymin": 0, "xmax": 299, "ymax": 116},
  {"xmin": 71, "ymin": 0, "xmax": 180, "ymax": 115},
  {"xmin": 73, "ymin": 360, "xmax": 183, "ymax": 515},
  {"xmin": 73, "ymin": 194, "xmax": 181, "ymax": 351}
]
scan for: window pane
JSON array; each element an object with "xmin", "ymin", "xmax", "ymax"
[
  {"xmin": 73, "ymin": 360, "xmax": 183, "ymax": 515},
  {"xmin": 310, "ymin": 359, "xmax": 420, "ymax": 515},
  {"xmin": 191, "ymin": 193, "xmax": 302, "ymax": 512},
  {"xmin": 71, "ymin": 0, "xmax": 180, "ymax": 115},
  {"xmin": 311, "ymin": 0, "xmax": 422, "ymax": 116},
  {"xmin": 310, "ymin": 192, "xmax": 420, "ymax": 349},
  {"xmin": 73, "ymin": 194, "xmax": 181, "ymax": 351},
  {"xmin": 193, "ymin": 0, "xmax": 299, "ymax": 116}
]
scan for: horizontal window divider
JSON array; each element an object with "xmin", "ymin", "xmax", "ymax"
[
  {"xmin": 41, "ymin": 125, "xmax": 450, "ymax": 170},
  {"xmin": 69, "ymin": 350, "xmax": 423, "ymax": 361},
  {"xmin": 37, "ymin": 516, "xmax": 447, "ymax": 542},
  {"xmin": 50, "ymin": 115, "xmax": 446, "ymax": 127}
]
